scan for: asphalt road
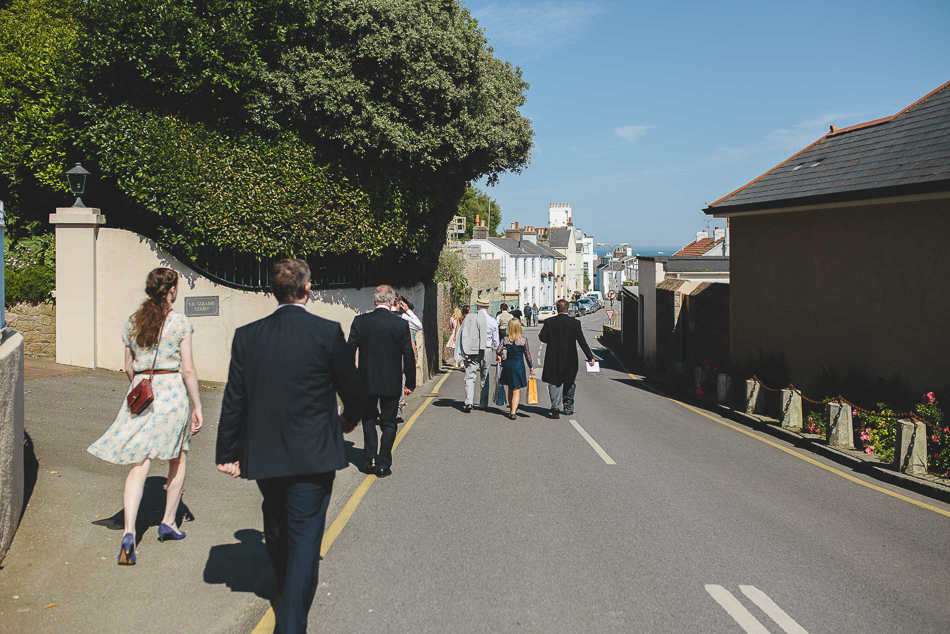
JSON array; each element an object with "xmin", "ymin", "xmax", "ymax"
[{"xmin": 306, "ymin": 311, "xmax": 950, "ymax": 633}]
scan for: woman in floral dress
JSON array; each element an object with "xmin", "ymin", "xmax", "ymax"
[{"xmin": 88, "ymin": 268, "xmax": 203, "ymax": 565}]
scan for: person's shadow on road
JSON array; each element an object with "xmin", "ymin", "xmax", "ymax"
[{"xmin": 203, "ymin": 529, "xmax": 276, "ymax": 600}]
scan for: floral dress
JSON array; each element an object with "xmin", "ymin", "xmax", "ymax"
[{"xmin": 88, "ymin": 311, "xmax": 193, "ymax": 465}]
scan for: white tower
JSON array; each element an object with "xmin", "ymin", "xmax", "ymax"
[{"xmin": 548, "ymin": 202, "xmax": 572, "ymax": 228}]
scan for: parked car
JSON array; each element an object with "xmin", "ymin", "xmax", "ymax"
[
  {"xmin": 537, "ymin": 305, "xmax": 556, "ymax": 322},
  {"xmin": 569, "ymin": 301, "xmax": 587, "ymax": 317},
  {"xmin": 578, "ymin": 298, "xmax": 595, "ymax": 313},
  {"xmin": 586, "ymin": 291, "xmax": 604, "ymax": 304}
]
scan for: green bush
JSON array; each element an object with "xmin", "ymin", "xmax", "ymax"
[
  {"xmin": 4, "ymin": 231, "xmax": 55, "ymax": 306},
  {"xmin": 5, "ymin": 264, "xmax": 54, "ymax": 305},
  {"xmin": 0, "ymin": 0, "xmax": 533, "ymax": 275}
]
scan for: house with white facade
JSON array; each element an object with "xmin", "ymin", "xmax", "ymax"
[
  {"xmin": 464, "ymin": 224, "xmax": 564, "ymax": 309},
  {"xmin": 549, "ymin": 202, "xmax": 572, "ymax": 228},
  {"xmin": 578, "ymin": 234, "xmax": 595, "ymax": 292}
]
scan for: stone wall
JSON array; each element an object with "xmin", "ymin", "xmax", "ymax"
[
  {"xmin": 5, "ymin": 303, "xmax": 55, "ymax": 358},
  {"xmin": 464, "ymin": 258, "xmax": 502, "ymax": 307}
]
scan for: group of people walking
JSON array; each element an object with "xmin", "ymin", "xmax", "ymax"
[
  {"xmin": 86, "ymin": 261, "xmax": 594, "ymax": 633},
  {"xmin": 447, "ymin": 298, "xmax": 595, "ymax": 420},
  {"xmin": 87, "ymin": 261, "xmax": 422, "ymax": 633}
]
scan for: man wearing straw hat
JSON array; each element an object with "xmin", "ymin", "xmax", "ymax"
[{"xmin": 458, "ymin": 298, "xmax": 499, "ymax": 413}]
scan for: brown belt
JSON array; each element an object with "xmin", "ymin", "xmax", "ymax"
[{"xmin": 134, "ymin": 369, "xmax": 179, "ymax": 375}]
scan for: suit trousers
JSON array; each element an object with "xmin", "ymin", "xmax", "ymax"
[
  {"xmin": 362, "ymin": 395, "xmax": 400, "ymax": 468},
  {"xmin": 548, "ymin": 382, "xmax": 577, "ymax": 414},
  {"xmin": 257, "ymin": 472, "xmax": 335, "ymax": 634},
  {"xmin": 463, "ymin": 353, "xmax": 491, "ymax": 408}
]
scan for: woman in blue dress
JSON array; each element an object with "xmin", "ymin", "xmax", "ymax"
[
  {"xmin": 496, "ymin": 318, "xmax": 534, "ymax": 420},
  {"xmin": 88, "ymin": 268, "xmax": 204, "ymax": 565}
]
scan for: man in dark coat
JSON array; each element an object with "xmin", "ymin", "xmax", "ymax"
[
  {"xmin": 538, "ymin": 298, "xmax": 595, "ymax": 419},
  {"xmin": 348, "ymin": 284, "xmax": 416, "ymax": 478},
  {"xmin": 216, "ymin": 259, "xmax": 362, "ymax": 634}
]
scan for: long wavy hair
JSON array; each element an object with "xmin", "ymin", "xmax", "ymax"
[{"xmin": 132, "ymin": 268, "xmax": 178, "ymax": 349}]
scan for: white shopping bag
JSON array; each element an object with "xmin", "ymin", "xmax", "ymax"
[{"xmin": 586, "ymin": 361, "xmax": 601, "ymax": 373}]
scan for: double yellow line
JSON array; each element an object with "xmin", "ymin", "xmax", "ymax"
[{"xmin": 252, "ymin": 370, "xmax": 453, "ymax": 633}]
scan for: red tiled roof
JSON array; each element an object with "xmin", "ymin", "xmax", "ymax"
[{"xmin": 674, "ymin": 237, "xmax": 724, "ymax": 256}]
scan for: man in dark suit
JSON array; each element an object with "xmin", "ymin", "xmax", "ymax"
[
  {"xmin": 216, "ymin": 259, "xmax": 362, "ymax": 634},
  {"xmin": 348, "ymin": 284, "xmax": 416, "ymax": 478},
  {"xmin": 538, "ymin": 298, "xmax": 595, "ymax": 419}
]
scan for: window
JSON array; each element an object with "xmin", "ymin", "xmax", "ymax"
[
  {"xmin": 523, "ymin": 259, "xmax": 527, "ymax": 277},
  {"xmin": 514, "ymin": 257, "xmax": 519, "ymax": 278},
  {"xmin": 500, "ymin": 257, "xmax": 506, "ymax": 277},
  {"xmin": 532, "ymin": 258, "xmax": 536, "ymax": 275}
]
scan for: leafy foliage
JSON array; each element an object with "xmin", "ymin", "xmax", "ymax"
[
  {"xmin": 4, "ymin": 230, "xmax": 55, "ymax": 305},
  {"xmin": 433, "ymin": 248, "xmax": 471, "ymax": 308},
  {"xmin": 456, "ymin": 184, "xmax": 502, "ymax": 238},
  {"xmin": 0, "ymin": 0, "xmax": 533, "ymax": 274}
]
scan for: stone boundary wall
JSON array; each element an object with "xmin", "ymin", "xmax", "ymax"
[{"xmin": 4, "ymin": 303, "xmax": 55, "ymax": 358}]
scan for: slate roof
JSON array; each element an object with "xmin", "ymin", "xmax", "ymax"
[
  {"xmin": 674, "ymin": 237, "xmax": 724, "ymax": 256},
  {"xmin": 706, "ymin": 81, "xmax": 950, "ymax": 214},
  {"xmin": 481, "ymin": 237, "xmax": 536, "ymax": 256},
  {"xmin": 528, "ymin": 242, "xmax": 567, "ymax": 259},
  {"xmin": 548, "ymin": 227, "xmax": 573, "ymax": 248}
]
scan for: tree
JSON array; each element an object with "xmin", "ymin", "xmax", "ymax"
[
  {"xmin": 0, "ymin": 0, "xmax": 533, "ymax": 275},
  {"xmin": 456, "ymin": 184, "xmax": 502, "ymax": 239}
]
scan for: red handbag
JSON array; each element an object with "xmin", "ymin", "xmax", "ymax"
[{"xmin": 126, "ymin": 312, "xmax": 168, "ymax": 415}]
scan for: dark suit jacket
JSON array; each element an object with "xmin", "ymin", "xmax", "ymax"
[
  {"xmin": 538, "ymin": 312, "xmax": 593, "ymax": 385},
  {"xmin": 348, "ymin": 307, "xmax": 416, "ymax": 396},
  {"xmin": 216, "ymin": 306, "xmax": 362, "ymax": 480}
]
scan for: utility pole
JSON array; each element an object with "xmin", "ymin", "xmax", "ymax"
[{"xmin": 486, "ymin": 197, "xmax": 491, "ymax": 237}]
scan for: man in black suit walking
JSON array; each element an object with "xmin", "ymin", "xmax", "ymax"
[
  {"xmin": 538, "ymin": 298, "xmax": 595, "ymax": 419},
  {"xmin": 348, "ymin": 284, "xmax": 416, "ymax": 478},
  {"xmin": 216, "ymin": 259, "xmax": 362, "ymax": 634}
]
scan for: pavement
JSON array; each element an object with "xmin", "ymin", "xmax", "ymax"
[
  {"xmin": 3, "ymin": 311, "xmax": 950, "ymax": 633},
  {"xmin": 0, "ymin": 359, "xmax": 438, "ymax": 633}
]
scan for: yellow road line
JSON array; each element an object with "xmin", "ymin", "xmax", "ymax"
[
  {"xmin": 603, "ymin": 347, "xmax": 950, "ymax": 520},
  {"xmin": 251, "ymin": 369, "xmax": 454, "ymax": 633}
]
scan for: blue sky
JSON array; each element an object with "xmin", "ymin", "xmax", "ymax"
[{"xmin": 466, "ymin": 0, "xmax": 949, "ymax": 249}]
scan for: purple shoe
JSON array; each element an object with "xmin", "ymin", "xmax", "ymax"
[{"xmin": 157, "ymin": 523, "xmax": 186, "ymax": 542}]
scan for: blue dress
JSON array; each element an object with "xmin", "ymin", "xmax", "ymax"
[
  {"xmin": 88, "ymin": 311, "xmax": 194, "ymax": 465},
  {"xmin": 499, "ymin": 337, "xmax": 533, "ymax": 390}
]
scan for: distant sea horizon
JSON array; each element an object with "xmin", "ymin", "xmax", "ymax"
[{"xmin": 595, "ymin": 245, "xmax": 679, "ymax": 258}]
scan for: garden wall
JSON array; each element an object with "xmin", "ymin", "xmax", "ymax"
[
  {"xmin": 54, "ymin": 226, "xmax": 427, "ymax": 383},
  {"xmin": 4, "ymin": 303, "xmax": 55, "ymax": 358}
]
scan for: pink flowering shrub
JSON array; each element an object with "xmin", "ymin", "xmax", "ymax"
[
  {"xmin": 854, "ymin": 393, "xmax": 947, "ymax": 475},
  {"xmin": 854, "ymin": 405, "xmax": 899, "ymax": 463},
  {"xmin": 917, "ymin": 394, "xmax": 947, "ymax": 475},
  {"xmin": 804, "ymin": 411, "xmax": 827, "ymax": 437}
]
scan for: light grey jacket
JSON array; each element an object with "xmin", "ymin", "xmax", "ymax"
[{"xmin": 459, "ymin": 311, "xmax": 486, "ymax": 356}]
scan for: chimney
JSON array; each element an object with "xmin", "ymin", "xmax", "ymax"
[
  {"xmin": 505, "ymin": 228, "xmax": 522, "ymax": 241},
  {"xmin": 522, "ymin": 229, "xmax": 538, "ymax": 245},
  {"xmin": 515, "ymin": 221, "xmax": 519, "ymax": 229},
  {"xmin": 473, "ymin": 224, "xmax": 489, "ymax": 240},
  {"xmin": 696, "ymin": 229, "xmax": 709, "ymax": 242},
  {"xmin": 713, "ymin": 226, "xmax": 725, "ymax": 241}
]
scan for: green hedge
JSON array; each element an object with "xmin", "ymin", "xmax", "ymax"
[{"xmin": 5, "ymin": 264, "xmax": 54, "ymax": 306}]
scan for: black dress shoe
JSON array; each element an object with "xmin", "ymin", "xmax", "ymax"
[
  {"xmin": 364, "ymin": 459, "xmax": 377, "ymax": 473},
  {"xmin": 507, "ymin": 413, "xmax": 517, "ymax": 420},
  {"xmin": 463, "ymin": 405, "xmax": 472, "ymax": 413},
  {"xmin": 550, "ymin": 409, "xmax": 560, "ymax": 419},
  {"xmin": 376, "ymin": 466, "xmax": 393, "ymax": 478}
]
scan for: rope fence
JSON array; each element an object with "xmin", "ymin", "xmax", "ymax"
[{"xmin": 748, "ymin": 375, "xmax": 939, "ymax": 430}]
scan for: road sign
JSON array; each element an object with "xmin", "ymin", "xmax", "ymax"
[
  {"xmin": 606, "ymin": 309, "xmax": 615, "ymax": 322},
  {"xmin": 607, "ymin": 290, "xmax": 617, "ymax": 300}
]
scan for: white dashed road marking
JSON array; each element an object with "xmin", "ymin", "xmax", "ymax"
[
  {"xmin": 568, "ymin": 419, "xmax": 616, "ymax": 465},
  {"xmin": 740, "ymin": 585, "xmax": 810, "ymax": 634},
  {"xmin": 705, "ymin": 585, "xmax": 810, "ymax": 634}
]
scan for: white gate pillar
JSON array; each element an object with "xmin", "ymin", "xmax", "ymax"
[{"xmin": 49, "ymin": 207, "xmax": 105, "ymax": 368}]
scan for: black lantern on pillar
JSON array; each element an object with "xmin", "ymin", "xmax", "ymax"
[{"xmin": 65, "ymin": 162, "xmax": 91, "ymax": 207}]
